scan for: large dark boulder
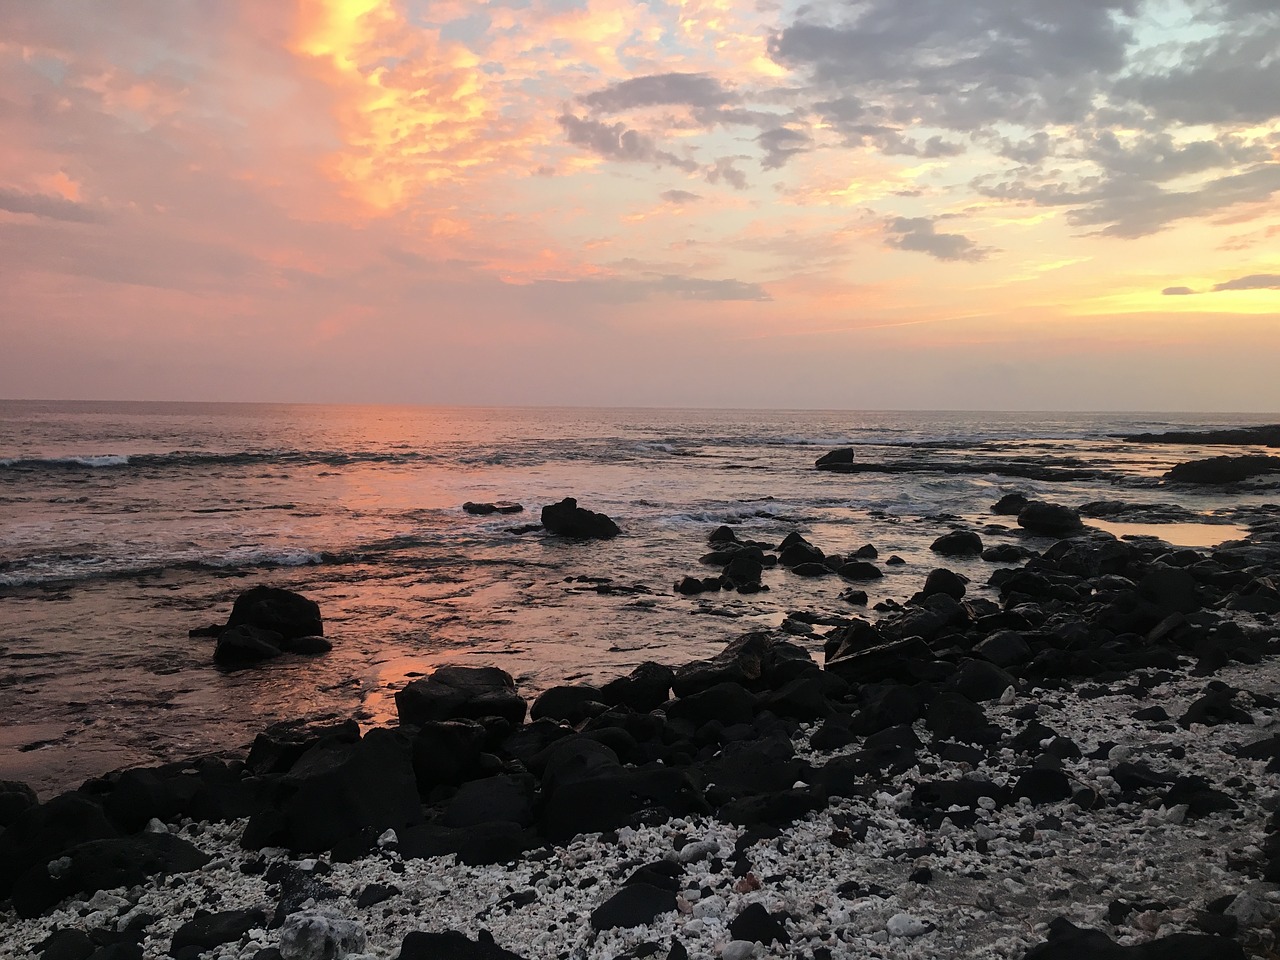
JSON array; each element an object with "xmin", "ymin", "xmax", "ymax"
[
  {"xmin": 671, "ymin": 632, "xmax": 778, "ymax": 696},
  {"xmin": 540, "ymin": 498, "xmax": 620, "ymax": 539},
  {"xmin": 226, "ymin": 586, "xmax": 322, "ymax": 640},
  {"xmin": 1017, "ymin": 501, "xmax": 1084, "ymax": 536},
  {"xmin": 1166, "ymin": 455, "xmax": 1280, "ymax": 484},
  {"xmin": 921, "ymin": 568, "xmax": 967, "ymax": 600},
  {"xmin": 12, "ymin": 832, "xmax": 211, "ymax": 918},
  {"xmin": 242, "ymin": 729, "xmax": 422, "ymax": 853},
  {"xmin": 538, "ymin": 764, "xmax": 708, "ymax": 843},
  {"xmin": 399, "ymin": 930, "xmax": 528, "ymax": 960},
  {"xmin": 992, "ymin": 492, "xmax": 1030, "ymax": 515},
  {"xmin": 411, "ymin": 720, "xmax": 488, "ymax": 794},
  {"xmin": 442, "ymin": 775, "xmax": 535, "ymax": 829},
  {"xmin": 530, "ymin": 685, "xmax": 605, "ymax": 724},
  {"xmin": 601, "ymin": 662, "xmax": 674, "ymax": 711},
  {"xmin": 395, "ymin": 666, "xmax": 527, "ymax": 727},
  {"xmin": 0, "ymin": 793, "xmax": 118, "ymax": 900},
  {"xmin": 0, "ymin": 779, "xmax": 38, "ymax": 828}
]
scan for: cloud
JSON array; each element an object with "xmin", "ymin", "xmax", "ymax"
[
  {"xmin": 706, "ymin": 157, "xmax": 749, "ymax": 190},
  {"xmin": 884, "ymin": 216, "xmax": 990, "ymax": 262},
  {"xmin": 1213, "ymin": 274, "xmax": 1280, "ymax": 292},
  {"xmin": 756, "ymin": 127, "xmax": 811, "ymax": 170},
  {"xmin": 660, "ymin": 189, "xmax": 702, "ymax": 204},
  {"xmin": 1162, "ymin": 286, "xmax": 1196, "ymax": 296},
  {"xmin": 557, "ymin": 113, "xmax": 698, "ymax": 172},
  {"xmin": 581, "ymin": 73, "xmax": 734, "ymax": 114},
  {"xmin": 771, "ymin": 0, "xmax": 1137, "ymax": 131},
  {"xmin": 558, "ymin": 274, "xmax": 771, "ymax": 303},
  {"xmin": 0, "ymin": 188, "xmax": 100, "ymax": 223}
]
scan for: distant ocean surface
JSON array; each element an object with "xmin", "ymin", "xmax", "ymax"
[{"xmin": 2, "ymin": 401, "xmax": 1276, "ymax": 796}]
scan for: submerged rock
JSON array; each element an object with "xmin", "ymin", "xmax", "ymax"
[{"xmin": 463, "ymin": 501, "xmax": 523, "ymax": 515}]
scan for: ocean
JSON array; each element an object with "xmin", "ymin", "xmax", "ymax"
[{"xmin": 1, "ymin": 401, "xmax": 1275, "ymax": 796}]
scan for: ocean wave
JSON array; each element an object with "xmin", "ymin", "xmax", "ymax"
[
  {"xmin": 0, "ymin": 449, "xmax": 445, "ymax": 473},
  {"xmin": 0, "ymin": 548, "xmax": 332, "ymax": 589}
]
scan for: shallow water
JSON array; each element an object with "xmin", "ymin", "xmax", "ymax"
[{"xmin": 2, "ymin": 402, "xmax": 1277, "ymax": 796}]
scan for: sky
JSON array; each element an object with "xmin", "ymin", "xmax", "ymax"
[{"xmin": 0, "ymin": 0, "xmax": 1277, "ymax": 411}]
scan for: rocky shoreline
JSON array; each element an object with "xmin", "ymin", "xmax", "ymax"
[{"xmin": 5, "ymin": 472, "xmax": 1280, "ymax": 958}]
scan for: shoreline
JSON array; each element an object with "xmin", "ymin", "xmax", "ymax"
[{"xmin": 4, "ymin": 495, "xmax": 1280, "ymax": 958}]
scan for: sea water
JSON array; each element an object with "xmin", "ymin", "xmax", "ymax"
[{"xmin": 0, "ymin": 401, "xmax": 1274, "ymax": 795}]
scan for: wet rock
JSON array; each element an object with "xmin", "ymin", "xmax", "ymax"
[
  {"xmin": 1166, "ymin": 455, "xmax": 1280, "ymax": 484},
  {"xmin": 815, "ymin": 448, "xmax": 855, "ymax": 470},
  {"xmin": 540, "ymin": 498, "xmax": 621, "ymax": 539},
  {"xmin": 671, "ymin": 633, "xmax": 777, "ymax": 696},
  {"xmin": 709, "ymin": 525, "xmax": 738, "ymax": 544},
  {"xmin": 993, "ymin": 493, "xmax": 1031, "ymax": 515},
  {"xmin": 667, "ymin": 682, "xmax": 756, "ymax": 728},
  {"xmin": 463, "ymin": 502, "xmax": 523, "ymax": 515},
  {"xmin": 982, "ymin": 544, "xmax": 1036, "ymax": 563},
  {"xmin": 601, "ymin": 662, "xmax": 674, "ymax": 712},
  {"xmin": 530, "ymin": 685, "xmax": 605, "ymax": 724},
  {"xmin": 278, "ymin": 910, "xmax": 365, "ymax": 960},
  {"xmin": 171, "ymin": 909, "xmax": 268, "ymax": 956},
  {"xmin": 921, "ymin": 568, "xmax": 967, "ymax": 600},
  {"xmin": 838, "ymin": 561, "xmax": 883, "ymax": 581},
  {"xmin": 247, "ymin": 718, "xmax": 362, "ymax": 777},
  {"xmin": 839, "ymin": 588, "xmax": 869, "ymax": 605},
  {"xmin": 226, "ymin": 586, "xmax": 323, "ymax": 641},
  {"xmin": 931, "ymin": 531, "xmax": 983, "ymax": 556},
  {"xmin": 214, "ymin": 624, "xmax": 284, "ymax": 667},
  {"xmin": 396, "ymin": 666, "xmax": 528, "ymax": 727},
  {"xmin": 1017, "ymin": 501, "xmax": 1084, "ymax": 536}
]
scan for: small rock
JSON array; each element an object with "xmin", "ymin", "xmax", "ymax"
[
  {"xmin": 278, "ymin": 910, "xmax": 366, "ymax": 960},
  {"xmin": 886, "ymin": 913, "xmax": 932, "ymax": 938}
]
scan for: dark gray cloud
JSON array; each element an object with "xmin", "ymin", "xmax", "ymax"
[
  {"xmin": 1213, "ymin": 274, "xmax": 1280, "ymax": 292},
  {"xmin": 557, "ymin": 113, "xmax": 697, "ymax": 172},
  {"xmin": 884, "ymin": 216, "xmax": 990, "ymax": 262},
  {"xmin": 1114, "ymin": 15, "xmax": 1280, "ymax": 126},
  {"xmin": 976, "ymin": 161, "xmax": 1280, "ymax": 238},
  {"xmin": 1162, "ymin": 286, "xmax": 1196, "ymax": 296},
  {"xmin": 771, "ymin": 0, "xmax": 1138, "ymax": 131},
  {"xmin": 756, "ymin": 127, "xmax": 811, "ymax": 170},
  {"xmin": 0, "ymin": 187, "xmax": 100, "ymax": 223},
  {"xmin": 879, "ymin": 132, "xmax": 966, "ymax": 158},
  {"xmin": 660, "ymin": 189, "xmax": 702, "ymax": 204},
  {"xmin": 581, "ymin": 73, "xmax": 733, "ymax": 114}
]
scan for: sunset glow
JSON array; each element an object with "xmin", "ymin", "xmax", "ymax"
[{"xmin": 0, "ymin": 0, "xmax": 1277, "ymax": 409}]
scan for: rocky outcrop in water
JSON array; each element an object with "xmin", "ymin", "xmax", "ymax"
[
  {"xmin": 540, "ymin": 498, "xmax": 621, "ymax": 539},
  {"xmin": 1166, "ymin": 455, "xmax": 1280, "ymax": 484}
]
